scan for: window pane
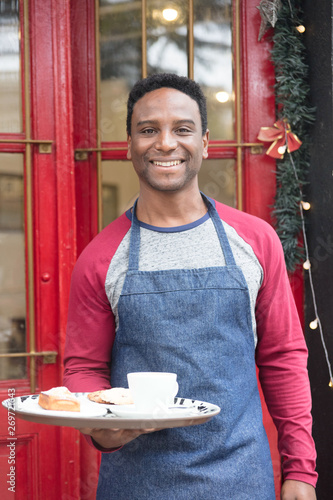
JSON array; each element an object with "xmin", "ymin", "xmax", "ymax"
[
  {"xmin": 102, "ymin": 159, "xmax": 235, "ymax": 225},
  {"xmin": 147, "ymin": 0, "xmax": 187, "ymax": 76},
  {"xmin": 0, "ymin": 154, "xmax": 26, "ymax": 380},
  {"xmin": 0, "ymin": 0, "xmax": 22, "ymax": 133},
  {"xmin": 199, "ymin": 158, "xmax": 236, "ymax": 207},
  {"xmin": 99, "ymin": 0, "xmax": 142, "ymax": 142},
  {"xmin": 194, "ymin": 0, "xmax": 234, "ymax": 140},
  {"xmin": 102, "ymin": 160, "xmax": 139, "ymax": 226}
]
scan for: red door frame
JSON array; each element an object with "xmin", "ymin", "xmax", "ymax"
[
  {"xmin": 29, "ymin": 0, "xmax": 80, "ymax": 495},
  {"xmin": 70, "ymin": 2, "xmax": 103, "ymax": 497},
  {"xmin": 30, "ymin": 0, "xmax": 81, "ymax": 496},
  {"xmin": 241, "ymin": 3, "xmax": 281, "ymax": 496},
  {"xmin": 241, "ymin": 2, "xmax": 304, "ymax": 322},
  {"xmin": 0, "ymin": 1, "xmax": 79, "ymax": 499}
]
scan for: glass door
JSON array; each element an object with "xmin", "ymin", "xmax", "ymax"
[
  {"xmin": 0, "ymin": 1, "xmax": 77, "ymax": 498},
  {"xmin": 0, "ymin": 156, "xmax": 26, "ymax": 382},
  {"xmin": 0, "ymin": 0, "xmax": 31, "ymax": 391},
  {"xmin": 97, "ymin": 0, "xmax": 239, "ymax": 228},
  {"xmin": 0, "ymin": 0, "xmax": 56, "ymax": 395},
  {"xmin": 74, "ymin": 0, "xmax": 265, "ymax": 232}
]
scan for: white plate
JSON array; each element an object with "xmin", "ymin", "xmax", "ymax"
[
  {"xmin": 2, "ymin": 394, "xmax": 220, "ymax": 430},
  {"xmin": 3, "ymin": 394, "xmax": 107, "ymax": 418}
]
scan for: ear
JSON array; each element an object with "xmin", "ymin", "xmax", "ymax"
[
  {"xmin": 127, "ymin": 134, "xmax": 132, "ymax": 160},
  {"xmin": 202, "ymin": 129, "xmax": 209, "ymax": 159}
]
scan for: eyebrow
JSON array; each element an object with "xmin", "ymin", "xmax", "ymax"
[{"xmin": 136, "ymin": 119, "xmax": 197, "ymax": 127}]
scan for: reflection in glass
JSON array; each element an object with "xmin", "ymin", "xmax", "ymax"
[
  {"xmin": 99, "ymin": 0, "xmax": 234, "ymax": 142},
  {"xmin": 199, "ymin": 159, "xmax": 236, "ymax": 207},
  {"xmin": 98, "ymin": 1, "xmax": 237, "ymax": 215},
  {"xmin": 101, "ymin": 158, "xmax": 235, "ymax": 226},
  {"xmin": 0, "ymin": 0, "xmax": 22, "ymax": 133},
  {"xmin": 0, "ymin": 154, "xmax": 26, "ymax": 380},
  {"xmin": 147, "ymin": 0, "xmax": 187, "ymax": 76},
  {"xmin": 102, "ymin": 160, "xmax": 139, "ymax": 227},
  {"xmin": 99, "ymin": 0, "xmax": 142, "ymax": 142},
  {"xmin": 194, "ymin": 0, "xmax": 234, "ymax": 140}
]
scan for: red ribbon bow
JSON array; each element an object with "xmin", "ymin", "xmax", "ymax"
[{"xmin": 257, "ymin": 119, "xmax": 302, "ymax": 159}]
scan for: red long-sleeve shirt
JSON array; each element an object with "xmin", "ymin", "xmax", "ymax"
[{"xmin": 63, "ymin": 199, "xmax": 317, "ymax": 487}]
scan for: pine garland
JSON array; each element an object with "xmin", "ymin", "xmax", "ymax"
[{"xmin": 270, "ymin": 1, "xmax": 315, "ymax": 272}]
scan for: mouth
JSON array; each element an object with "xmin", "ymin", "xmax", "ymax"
[{"xmin": 151, "ymin": 160, "xmax": 183, "ymax": 167}]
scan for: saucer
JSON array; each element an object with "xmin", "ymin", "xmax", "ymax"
[{"xmin": 109, "ymin": 403, "xmax": 200, "ymax": 419}]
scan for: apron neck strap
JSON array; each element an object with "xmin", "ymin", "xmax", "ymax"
[
  {"xmin": 127, "ymin": 198, "xmax": 141, "ymax": 271},
  {"xmin": 128, "ymin": 194, "xmax": 237, "ymax": 271},
  {"xmin": 201, "ymin": 193, "xmax": 236, "ymax": 267}
]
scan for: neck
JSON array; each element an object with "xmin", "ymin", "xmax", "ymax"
[{"xmin": 135, "ymin": 186, "xmax": 207, "ymax": 227}]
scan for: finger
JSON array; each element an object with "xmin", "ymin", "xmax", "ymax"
[
  {"xmin": 141, "ymin": 428, "xmax": 162, "ymax": 433},
  {"xmin": 76, "ymin": 427, "xmax": 93, "ymax": 434}
]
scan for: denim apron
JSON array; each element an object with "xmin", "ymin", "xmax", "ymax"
[{"xmin": 97, "ymin": 195, "xmax": 275, "ymax": 500}]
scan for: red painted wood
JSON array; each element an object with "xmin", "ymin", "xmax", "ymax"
[
  {"xmin": 49, "ymin": 1, "xmax": 80, "ymax": 498},
  {"xmin": 70, "ymin": 1, "xmax": 102, "ymax": 496},
  {"xmin": 0, "ymin": 1, "xmax": 78, "ymax": 499},
  {"xmin": 242, "ymin": 2, "xmax": 282, "ymax": 498},
  {"xmin": 0, "ymin": 431, "xmax": 39, "ymax": 499},
  {"xmin": 241, "ymin": 2, "xmax": 277, "ymax": 222},
  {"xmin": 29, "ymin": 0, "xmax": 58, "ymax": 391},
  {"xmin": 71, "ymin": 0, "xmax": 99, "ymax": 256},
  {"xmin": 0, "ymin": 1, "xmax": 58, "ymax": 496},
  {"xmin": 19, "ymin": 0, "xmax": 26, "ymax": 139},
  {"xmin": 240, "ymin": 2, "xmax": 306, "ymax": 498},
  {"xmin": 0, "ymin": 134, "xmax": 27, "ymax": 153}
]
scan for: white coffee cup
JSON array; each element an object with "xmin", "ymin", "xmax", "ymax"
[{"xmin": 127, "ymin": 372, "xmax": 179, "ymax": 414}]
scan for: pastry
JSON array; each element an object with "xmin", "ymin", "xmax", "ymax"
[
  {"xmin": 87, "ymin": 387, "xmax": 133, "ymax": 405},
  {"xmin": 38, "ymin": 386, "xmax": 80, "ymax": 412}
]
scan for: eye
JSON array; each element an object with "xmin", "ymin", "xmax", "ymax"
[
  {"xmin": 176, "ymin": 127, "xmax": 192, "ymax": 134},
  {"xmin": 140, "ymin": 128, "xmax": 156, "ymax": 134}
]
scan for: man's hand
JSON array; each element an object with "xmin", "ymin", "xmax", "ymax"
[
  {"xmin": 281, "ymin": 480, "xmax": 316, "ymax": 500},
  {"xmin": 78, "ymin": 427, "xmax": 158, "ymax": 450}
]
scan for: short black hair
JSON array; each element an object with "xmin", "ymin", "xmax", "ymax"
[{"xmin": 126, "ymin": 73, "xmax": 208, "ymax": 136}]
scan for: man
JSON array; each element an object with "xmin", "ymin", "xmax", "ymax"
[{"xmin": 63, "ymin": 73, "xmax": 317, "ymax": 499}]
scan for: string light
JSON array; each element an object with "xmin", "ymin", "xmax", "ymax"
[
  {"xmin": 286, "ymin": 140, "xmax": 333, "ymax": 388},
  {"xmin": 296, "ymin": 25, "xmax": 306, "ymax": 33},
  {"xmin": 277, "ymin": 145, "xmax": 287, "ymax": 155},
  {"xmin": 303, "ymin": 259, "xmax": 311, "ymax": 270},
  {"xmin": 278, "ymin": 2, "xmax": 332, "ymax": 389},
  {"xmin": 309, "ymin": 319, "xmax": 318, "ymax": 330},
  {"xmin": 301, "ymin": 201, "xmax": 311, "ymax": 210}
]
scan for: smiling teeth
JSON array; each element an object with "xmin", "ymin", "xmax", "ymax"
[{"xmin": 153, "ymin": 160, "xmax": 182, "ymax": 167}]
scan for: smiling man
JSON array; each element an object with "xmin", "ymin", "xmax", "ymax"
[
  {"xmin": 63, "ymin": 74, "xmax": 317, "ymax": 499},
  {"xmin": 128, "ymin": 86, "xmax": 208, "ymax": 195}
]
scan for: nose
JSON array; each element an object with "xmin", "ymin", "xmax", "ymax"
[{"xmin": 155, "ymin": 130, "xmax": 177, "ymax": 151}]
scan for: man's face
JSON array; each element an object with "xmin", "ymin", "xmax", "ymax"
[{"xmin": 127, "ymin": 87, "xmax": 209, "ymax": 194}]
